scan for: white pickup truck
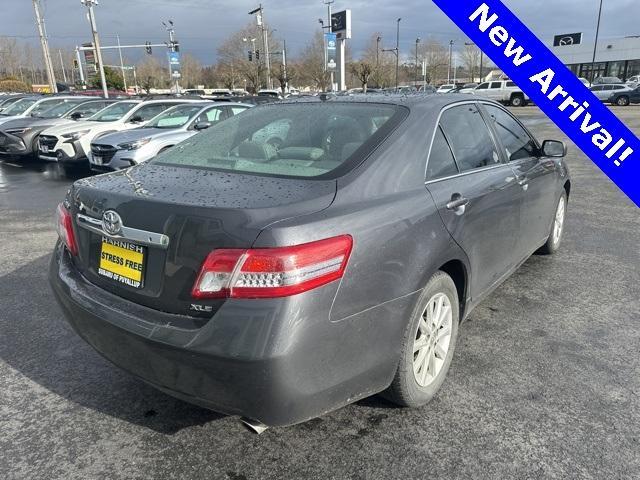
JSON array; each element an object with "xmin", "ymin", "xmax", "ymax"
[{"xmin": 470, "ymin": 80, "xmax": 529, "ymax": 107}]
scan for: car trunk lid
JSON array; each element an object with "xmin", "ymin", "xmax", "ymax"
[{"xmin": 69, "ymin": 164, "xmax": 336, "ymax": 317}]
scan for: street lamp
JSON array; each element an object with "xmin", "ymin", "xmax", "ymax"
[
  {"xmin": 415, "ymin": 37, "xmax": 421, "ymax": 85},
  {"xmin": 80, "ymin": 0, "xmax": 108, "ymax": 98},
  {"xmin": 448, "ymin": 40, "xmax": 454, "ymax": 84},
  {"xmin": 589, "ymin": 0, "xmax": 604, "ymax": 86},
  {"xmin": 376, "ymin": 36, "xmax": 381, "ymax": 68},
  {"xmin": 383, "ymin": 18, "xmax": 401, "ymax": 89}
]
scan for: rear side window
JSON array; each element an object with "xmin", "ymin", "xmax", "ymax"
[
  {"xmin": 506, "ymin": 81, "xmax": 516, "ymax": 87},
  {"xmin": 133, "ymin": 104, "xmax": 170, "ymax": 122},
  {"xmin": 152, "ymin": 103, "xmax": 406, "ymax": 179},
  {"xmin": 490, "ymin": 82, "xmax": 502, "ymax": 89},
  {"xmin": 427, "ymin": 127, "xmax": 458, "ymax": 180},
  {"xmin": 439, "ymin": 104, "xmax": 500, "ymax": 172},
  {"xmin": 484, "ymin": 105, "xmax": 537, "ymax": 161}
]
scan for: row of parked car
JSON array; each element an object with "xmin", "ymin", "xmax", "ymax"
[{"xmin": 0, "ymin": 94, "xmax": 251, "ymax": 174}]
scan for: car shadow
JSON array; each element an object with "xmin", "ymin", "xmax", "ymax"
[{"xmin": 0, "ymin": 254, "xmax": 224, "ymax": 434}]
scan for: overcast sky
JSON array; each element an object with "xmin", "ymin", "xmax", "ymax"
[{"xmin": 1, "ymin": 0, "xmax": 638, "ymax": 65}]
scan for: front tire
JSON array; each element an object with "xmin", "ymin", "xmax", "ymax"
[
  {"xmin": 385, "ymin": 271, "xmax": 459, "ymax": 407},
  {"xmin": 538, "ymin": 191, "xmax": 567, "ymax": 255}
]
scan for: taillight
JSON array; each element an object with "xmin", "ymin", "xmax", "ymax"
[
  {"xmin": 192, "ymin": 235, "xmax": 353, "ymax": 299},
  {"xmin": 56, "ymin": 203, "xmax": 78, "ymax": 256}
]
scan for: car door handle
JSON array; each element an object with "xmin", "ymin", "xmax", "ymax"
[{"xmin": 446, "ymin": 195, "xmax": 469, "ymax": 211}]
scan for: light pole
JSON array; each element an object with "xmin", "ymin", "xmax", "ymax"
[
  {"xmin": 415, "ymin": 37, "xmax": 421, "ymax": 85},
  {"xmin": 448, "ymin": 40, "xmax": 454, "ymax": 84},
  {"xmin": 383, "ymin": 18, "xmax": 401, "ymax": 89},
  {"xmin": 116, "ymin": 34, "xmax": 127, "ymax": 92},
  {"xmin": 323, "ymin": 0, "xmax": 335, "ymax": 91},
  {"xmin": 163, "ymin": 20, "xmax": 180, "ymax": 93},
  {"xmin": 376, "ymin": 36, "xmax": 381, "ymax": 68},
  {"xmin": 590, "ymin": 0, "xmax": 604, "ymax": 86}
]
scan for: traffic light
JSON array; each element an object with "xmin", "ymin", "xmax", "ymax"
[
  {"xmin": 248, "ymin": 50, "xmax": 253, "ymax": 62},
  {"xmin": 145, "ymin": 42, "xmax": 152, "ymax": 55},
  {"xmin": 255, "ymin": 50, "xmax": 260, "ymax": 60}
]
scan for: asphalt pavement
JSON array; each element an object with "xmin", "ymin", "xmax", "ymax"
[{"xmin": 0, "ymin": 107, "xmax": 638, "ymax": 480}]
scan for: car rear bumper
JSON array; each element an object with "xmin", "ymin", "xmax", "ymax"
[{"xmin": 49, "ymin": 242, "xmax": 408, "ymax": 426}]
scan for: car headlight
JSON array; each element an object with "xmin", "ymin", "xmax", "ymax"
[
  {"xmin": 5, "ymin": 127, "xmax": 31, "ymax": 135},
  {"xmin": 117, "ymin": 137, "xmax": 151, "ymax": 150},
  {"xmin": 62, "ymin": 129, "xmax": 90, "ymax": 141}
]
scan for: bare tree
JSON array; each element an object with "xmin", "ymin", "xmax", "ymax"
[
  {"xmin": 461, "ymin": 44, "xmax": 481, "ymax": 83},
  {"xmin": 350, "ymin": 61, "xmax": 373, "ymax": 92},
  {"xmin": 297, "ymin": 30, "xmax": 330, "ymax": 91},
  {"xmin": 420, "ymin": 38, "xmax": 449, "ymax": 85},
  {"xmin": 136, "ymin": 56, "xmax": 167, "ymax": 92}
]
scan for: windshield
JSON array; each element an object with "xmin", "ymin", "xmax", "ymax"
[
  {"xmin": 152, "ymin": 102, "xmax": 405, "ymax": 179},
  {"xmin": 1, "ymin": 98, "xmax": 37, "ymax": 116},
  {"xmin": 35, "ymin": 100, "xmax": 87, "ymax": 119},
  {"xmin": 64, "ymin": 101, "xmax": 109, "ymax": 119},
  {"xmin": 89, "ymin": 102, "xmax": 138, "ymax": 122},
  {"xmin": 146, "ymin": 105, "xmax": 203, "ymax": 128}
]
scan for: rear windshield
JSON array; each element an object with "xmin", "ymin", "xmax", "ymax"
[
  {"xmin": 152, "ymin": 102, "xmax": 406, "ymax": 179},
  {"xmin": 89, "ymin": 101, "xmax": 138, "ymax": 122}
]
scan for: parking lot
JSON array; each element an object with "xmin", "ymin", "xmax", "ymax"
[{"xmin": 0, "ymin": 106, "xmax": 639, "ymax": 479}]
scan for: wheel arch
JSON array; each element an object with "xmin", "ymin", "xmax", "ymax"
[{"xmin": 438, "ymin": 259, "xmax": 468, "ymax": 321}]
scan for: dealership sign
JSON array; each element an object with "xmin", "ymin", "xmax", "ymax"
[
  {"xmin": 167, "ymin": 51, "xmax": 181, "ymax": 78},
  {"xmin": 553, "ymin": 32, "xmax": 582, "ymax": 47},
  {"xmin": 432, "ymin": 0, "xmax": 640, "ymax": 208}
]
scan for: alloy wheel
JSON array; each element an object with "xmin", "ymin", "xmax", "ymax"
[{"xmin": 412, "ymin": 292, "xmax": 453, "ymax": 387}]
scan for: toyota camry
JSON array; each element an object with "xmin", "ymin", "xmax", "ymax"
[{"xmin": 49, "ymin": 95, "xmax": 571, "ymax": 431}]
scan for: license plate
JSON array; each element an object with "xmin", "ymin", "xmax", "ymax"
[
  {"xmin": 98, "ymin": 237, "xmax": 145, "ymax": 289},
  {"xmin": 92, "ymin": 155, "xmax": 103, "ymax": 165},
  {"xmin": 41, "ymin": 145, "xmax": 49, "ymax": 153}
]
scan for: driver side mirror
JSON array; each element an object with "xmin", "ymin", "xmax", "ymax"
[
  {"xmin": 129, "ymin": 115, "xmax": 144, "ymax": 124},
  {"xmin": 541, "ymin": 140, "xmax": 567, "ymax": 158},
  {"xmin": 194, "ymin": 121, "xmax": 211, "ymax": 131},
  {"xmin": 70, "ymin": 112, "xmax": 83, "ymax": 120}
]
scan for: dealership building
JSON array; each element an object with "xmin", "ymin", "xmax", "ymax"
[{"xmin": 550, "ymin": 34, "xmax": 640, "ymax": 81}]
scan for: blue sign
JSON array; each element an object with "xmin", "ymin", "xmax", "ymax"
[
  {"xmin": 432, "ymin": 0, "xmax": 640, "ymax": 208},
  {"xmin": 325, "ymin": 33, "xmax": 337, "ymax": 72},
  {"xmin": 168, "ymin": 51, "xmax": 180, "ymax": 66}
]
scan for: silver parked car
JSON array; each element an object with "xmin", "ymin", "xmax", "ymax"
[
  {"xmin": 89, "ymin": 102, "xmax": 251, "ymax": 172},
  {"xmin": 589, "ymin": 84, "xmax": 634, "ymax": 101}
]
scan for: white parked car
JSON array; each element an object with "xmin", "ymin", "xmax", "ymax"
[
  {"xmin": 37, "ymin": 99, "xmax": 200, "ymax": 172},
  {"xmin": 0, "ymin": 95, "xmax": 82, "ymax": 126},
  {"xmin": 589, "ymin": 84, "xmax": 634, "ymax": 101},
  {"xmin": 436, "ymin": 84, "xmax": 456, "ymax": 94},
  {"xmin": 626, "ymin": 75, "xmax": 639, "ymax": 87}
]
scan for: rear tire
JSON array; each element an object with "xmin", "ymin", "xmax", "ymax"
[
  {"xmin": 615, "ymin": 96, "xmax": 630, "ymax": 106},
  {"xmin": 385, "ymin": 271, "xmax": 459, "ymax": 408},
  {"xmin": 538, "ymin": 191, "xmax": 567, "ymax": 255},
  {"xmin": 510, "ymin": 94, "xmax": 525, "ymax": 107}
]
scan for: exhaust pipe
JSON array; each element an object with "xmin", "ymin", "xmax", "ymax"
[{"xmin": 240, "ymin": 417, "xmax": 269, "ymax": 435}]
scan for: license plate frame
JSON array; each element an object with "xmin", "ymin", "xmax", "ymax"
[{"xmin": 98, "ymin": 237, "xmax": 146, "ymax": 289}]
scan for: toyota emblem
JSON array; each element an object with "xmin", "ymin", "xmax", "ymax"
[{"xmin": 102, "ymin": 210, "xmax": 123, "ymax": 236}]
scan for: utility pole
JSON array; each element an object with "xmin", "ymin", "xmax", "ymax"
[
  {"xmin": 249, "ymin": 5, "xmax": 271, "ymax": 89},
  {"xmin": 448, "ymin": 40, "xmax": 454, "ymax": 83},
  {"xmin": 75, "ymin": 47, "xmax": 86, "ymax": 86},
  {"xmin": 590, "ymin": 0, "xmax": 604, "ymax": 86},
  {"xmin": 32, "ymin": 0, "xmax": 57, "ymax": 93},
  {"xmin": 116, "ymin": 34, "xmax": 128, "ymax": 92},
  {"xmin": 376, "ymin": 36, "xmax": 381, "ymax": 68},
  {"xmin": 58, "ymin": 50, "xmax": 68, "ymax": 83},
  {"xmin": 81, "ymin": 0, "xmax": 108, "ymax": 98},
  {"xmin": 282, "ymin": 39, "xmax": 288, "ymax": 94}
]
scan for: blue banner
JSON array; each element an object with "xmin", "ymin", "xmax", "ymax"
[
  {"xmin": 433, "ymin": 0, "xmax": 640, "ymax": 207},
  {"xmin": 326, "ymin": 33, "xmax": 337, "ymax": 72}
]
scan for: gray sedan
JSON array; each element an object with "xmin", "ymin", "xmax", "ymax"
[
  {"xmin": 89, "ymin": 102, "xmax": 250, "ymax": 172},
  {"xmin": 50, "ymin": 95, "xmax": 570, "ymax": 430}
]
